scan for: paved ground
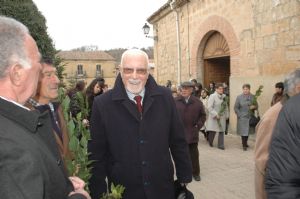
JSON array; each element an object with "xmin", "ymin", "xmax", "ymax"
[{"xmin": 188, "ymin": 133, "xmax": 255, "ymax": 199}]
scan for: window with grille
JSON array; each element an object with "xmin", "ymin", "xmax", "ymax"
[
  {"xmin": 77, "ymin": 64, "xmax": 83, "ymax": 75},
  {"xmin": 96, "ymin": 64, "xmax": 101, "ymax": 72}
]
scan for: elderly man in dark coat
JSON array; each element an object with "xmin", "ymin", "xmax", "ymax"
[
  {"xmin": 0, "ymin": 16, "xmax": 89, "ymax": 199},
  {"xmin": 175, "ymin": 81, "xmax": 206, "ymax": 181},
  {"xmin": 88, "ymin": 49, "xmax": 192, "ymax": 199}
]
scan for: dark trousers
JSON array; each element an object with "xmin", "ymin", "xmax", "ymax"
[
  {"xmin": 189, "ymin": 143, "xmax": 200, "ymax": 176},
  {"xmin": 200, "ymin": 129, "xmax": 208, "ymax": 140},
  {"xmin": 241, "ymin": 136, "xmax": 249, "ymax": 147},
  {"xmin": 208, "ymin": 131, "xmax": 224, "ymax": 148}
]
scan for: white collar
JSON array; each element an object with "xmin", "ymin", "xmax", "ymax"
[{"xmin": 0, "ymin": 96, "xmax": 30, "ymax": 111}]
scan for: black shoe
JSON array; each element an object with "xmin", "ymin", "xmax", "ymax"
[
  {"xmin": 218, "ymin": 146, "xmax": 225, "ymax": 150},
  {"xmin": 193, "ymin": 175, "xmax": 201, "ymax": 181},
  {"xmin": 243, "ymin": 147, "xmax": 247, "ymax": 151},
  {"xmin": 209, "ymin": 143, "xmax": 213, "ymax": 147}
]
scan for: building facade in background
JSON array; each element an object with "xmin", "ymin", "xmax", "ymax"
[
  {"xmin": 147, "ymin": 0, "xmax": 300, "ymax": 133},
  {"xmin": 57, "ymin": 51, "xmax": 117, "ymax": 88}
]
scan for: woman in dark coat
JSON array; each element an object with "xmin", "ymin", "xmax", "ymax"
[{"xmin": 85, "ymin": 78, "xmax": 105, "ymax": 120}]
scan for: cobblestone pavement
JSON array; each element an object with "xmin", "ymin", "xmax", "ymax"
[{"xmin": 188, "ymin": 133, "xmax": 255, "ymax": 199}]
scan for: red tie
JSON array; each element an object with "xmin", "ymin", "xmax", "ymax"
[{"xmin": 134, "ymin": 95, "xmax": 143, "ymax": 113}]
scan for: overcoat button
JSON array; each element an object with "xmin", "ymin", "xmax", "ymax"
[{"xmin": 57, "ymin": 159, "xmax": 61, "ymax": 166}]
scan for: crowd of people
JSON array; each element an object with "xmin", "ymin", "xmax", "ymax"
[
  {"xmin": 167, "ymin": 69, "xmax": 300, "ymax": 199},
  {"xmin": 1, "ymin": 15, "xmax": 300, "ymax": 199}
]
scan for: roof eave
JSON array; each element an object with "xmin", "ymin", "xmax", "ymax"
[{"xmin": 147, "ymin": 0, "xmax": 190, "ymax": 24}]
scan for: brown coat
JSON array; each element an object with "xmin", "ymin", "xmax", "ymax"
[
  {"xmin": 26, "ymin": 101, "xmax": 72, "ymax": 168},
  {"xmin": 175, "ymin": 95, "xmax": 206, "ymax": 144},
  {"xmin": 56, "ymin": 105, "xmax": 73, "ymax": 162},
  {"xmin": 254, "ymin": 102, "xmax": 282, "ymax": 199}
]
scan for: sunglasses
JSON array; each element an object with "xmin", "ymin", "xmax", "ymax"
[{"xmin": 121, "ymin": 67, "xmax": 148, "ymax": 75}]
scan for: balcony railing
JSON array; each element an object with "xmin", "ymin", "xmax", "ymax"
[
  {"xmin": 95, "ymin": 70, "xmax": 103, "ymax": 78},
  {"xmin": 76, "ymin": 70, "xmax": 87, "ymax": 78}
]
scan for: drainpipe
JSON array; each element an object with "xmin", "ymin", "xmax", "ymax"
[{"xmin": 170, "ymin": 0, "xmax": 181, "ymax": 85}]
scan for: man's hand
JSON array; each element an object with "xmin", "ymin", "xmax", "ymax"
[
  {"xmin": 82, "ymin": 119, "xmax": 89, "ymax": 127},
  {"xmin": 69, "ymin": 189, "xmax": 91, "ymax": 199},
  {"xmin": 69, "ymin": 176, "xmax": 85, "ymax": 190},
  {"xmin": 69, "ymin": 176, "xmax": 91, "ymax": 199},
  {"xmin": 214, "ymin": 115, "xmax": 220, "ymax": 120},
  {"xmin": 180, "ymin": 183, "xmax": 188, "ymax": 186}
]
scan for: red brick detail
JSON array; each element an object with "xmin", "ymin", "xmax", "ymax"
[{"xmin": 190, "ymin": 15, "xmax": 240, "ymax": 78}]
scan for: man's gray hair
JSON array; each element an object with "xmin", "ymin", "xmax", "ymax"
[
  {"xmin": 120, "ymin": 49, "xmax": 150, "ymax": 69},
  {"xmin": 284, "ymin": 68, "xmax": 300, "ymax": 96},
  {"xmin": 0, "ymin": 16, "xmax": 31, "ymax": 79}
]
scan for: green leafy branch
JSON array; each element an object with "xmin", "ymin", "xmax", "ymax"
[
  {"xmin": 217, "ymin": 96, "xmax": 229, "ymax": 131},
  {"xmin": 249, "ymin": 85, "xmax": 263, "ymax": 114},
  {"xmin": 100, "ymin": 183, "xmax": 125, "ymax": 199},
  {"xmin": 58, "ymin": 88, "xmax": 93, "ymax": 188},
  {"xmin": 58, "ymin": 88, "xmax": 125, "ymax": 198}
]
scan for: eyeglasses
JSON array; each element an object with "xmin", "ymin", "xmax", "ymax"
[{"xmin": 121, "ymin": 67, "xmax": 148, "ymax": 75}]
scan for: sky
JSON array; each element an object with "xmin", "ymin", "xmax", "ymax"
[{"xmin": 33, "ymin": 0, "xmax": 168, "ymax": 51}]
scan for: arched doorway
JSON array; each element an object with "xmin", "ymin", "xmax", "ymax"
[{"xmin": 203, "ymin": 32, "xmax": 230, "ymax": 89}]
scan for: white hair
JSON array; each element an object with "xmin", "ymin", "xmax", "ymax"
[
  {"xmin": 284, "ymin": 68, "xmax": 300, "ymax": 96},
  {"xmin": 120, "ymin": 49, "xmax": 150, "ymax": 69},
  {"xmin": 0, "ymin": 16, "xmax": 31, "ymax": 78}
]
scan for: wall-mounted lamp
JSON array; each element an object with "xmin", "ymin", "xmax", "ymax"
[{"xmin": 142, "ymin": 23, "xmax": 158, "ymax": 41}]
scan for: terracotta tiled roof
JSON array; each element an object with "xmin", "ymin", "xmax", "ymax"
[{"xmin": 57, "ymin": 51, "xmax": 115, "ymax": 61}]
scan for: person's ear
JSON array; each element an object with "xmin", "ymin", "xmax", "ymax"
[{"xmin": 9, "ymin": 64, "xmax": 24, "ymax": 86}]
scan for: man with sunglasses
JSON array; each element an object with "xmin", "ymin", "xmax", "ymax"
[{"xmin": 88, "ymin": 49, "xmax": 192, "ymax": 199}]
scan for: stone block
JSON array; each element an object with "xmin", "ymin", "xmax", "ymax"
[
  {"xmin": 262, "ymin": 10, "xmax": 273, "ymax": 24},
  {"xmin": 291, "ymin": 16, "xmax": 300, "ymax": 30},
  {"xmin": 295, "ymin": 30, "xmax": 300, "ymax": 45},
  {"xmin": 277, "ymin": 31, "xmax": 295, "ymax": 46},
  {"xmin": 285, "ymin": 44, "xmax": 300, "ymax": 60},
  {"xmin": 275, "ymin": 3, "xmax": 294, "ymax": 20},
  {"xmin": 255, "ymin": 37, "xmax": 264, "ymax": 50},
  {"xmin": 274, "ymin": 18, "xmax": 291, "ymax": 33},
  {"xmin": 261, "ymin": 24, "xmax": 274, "ymax": 36},
  {"xmin": 263, "ymin": 35, "xmax": 278, "ymax": 49}
]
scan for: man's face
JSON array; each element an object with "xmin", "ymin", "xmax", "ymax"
[
  {"xmin": 275, "ymin": 87, "xmax": 283, "ymax": 94},
  {"xmin": 216, "ymin": 86, "xmax": 224, "ymax": 95},
  {"xmin": 181, "ymin": 87, "xmax": 193, "ymax": 98},
  {"xmin": 120, "ymin": 54, "xmax": 149, "ymax": 95},
  {"xmin": 19, "ymin": 35, "xmax": 41, "ymax": 104},
  {"xmin": 38, "ymin": 63, "xmax": 59, "ymax": 104}
]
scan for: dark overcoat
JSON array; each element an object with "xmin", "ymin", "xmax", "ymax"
[
  {"xmin": 0, "ymin": 98, "xmax": 84, "ymax": 199},
  {"xmin": 175, "ymin": 95, "xmax": 206, "ymax": 144},
  {"xmin": 265, "ymin": 93, "xmax": 300, "ymax": 198},
  {"xmin": 88, "ymin": 74, "xmax": 192, "ymax": 199}
]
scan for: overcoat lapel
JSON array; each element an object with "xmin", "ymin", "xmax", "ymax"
[
  {"xmin": 143, "ymin": 95, "xmax": 153, "ymax": 116},
  {"xmin": 122, "ymin": 99, "xmax": 141, "ymax": 121}
]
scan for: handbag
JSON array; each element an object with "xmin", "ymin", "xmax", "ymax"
[
  {"xmin": 174, "ymin": 180, "xmax": 194, "ymax": 199},
  {"xmin": 249, "ymin": 110, "xmax": 260, "ymax": 127}
]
